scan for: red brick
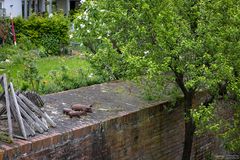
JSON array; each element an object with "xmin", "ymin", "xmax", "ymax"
[
  {"xmin": 72, "ymin": 127, "xmax": 83, "ymax": 138},
  {"xmin": 61, "ymin": 130, "xmax": 73, "ymax": 142},
  {"xmin": 90, "ymin": 123, "xmax": 99, "ymax": 132},
  {"xmin": 41, "ymin": 135, "xmax": 53, "ymax": 149},
  {"xmin": 14, "ymin": 139, "xmax": 31, "ymax": 154},
  {"xmin": 0, "ymin": 144, "xmax": 18, "ymax": 160},
  {"xmin": 72, "ymin": 125, "xmax": 92, "ymax": 139},
  {"xmin": 0, "ymin": 149, "xmax": 4, "ymax": 160},
  {"xmin": 0, "ymin": 99, "xmax": 215, "ymax": 160},
  {"xmin": 30, "ymin": 136, "xmax": 44, "ymax": 152},
  {"xmin": 49, "ymin": 133, "xmax": 61, "ymax": 146}
]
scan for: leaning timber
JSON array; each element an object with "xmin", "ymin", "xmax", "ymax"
[
  {"xmin": 0, "ymin": 74, "xmax": 56, "ymax": 141},
  {"xmin": 0, "ymin": 74, "xmax": 13, "ymax": 140},
  {"xmin": 19, "ymin": 94, "xmax": 56, "ymax": 127}
]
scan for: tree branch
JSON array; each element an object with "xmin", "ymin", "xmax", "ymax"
[
  {"xmin": 170, "ymin": 66, "xmax": 188, "ymax": 96},
  {"xmin": 110, "ymin": 39, "xmax": 123, "ymax": 55}
]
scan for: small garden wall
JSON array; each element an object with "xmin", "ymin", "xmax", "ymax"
[{"xmin": 0, "ymin": 81, "xmax": 214, "ymax": 160}]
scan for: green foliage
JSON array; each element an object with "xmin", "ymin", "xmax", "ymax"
[
  {"xmin": 0, "ymin": 45, "xmax": 19, "ymax": 61},
  {"xmin": 1, "ymin": 54, "xmax": 104, "ymax": 94},
  {"xmin": 192, "ymin": 104, "xmax": 221, "ymax": 134},
  {"xmin": 20, "ymin": 53, "xmax": 42, "ymax": 91},
  {"xmin": 74, "ymin": 0, "xmax": 240, "ymax": 154},
  {"xmin": 0, "ymin": 132, "xmax": 13, "ymax": 143},
  {"xmin": 14, "ymin": 13, "xmax": 70, "ymax": 55},
  {"xmin": 193, "ymin": 102, "xmax": 240, "ymax": 153},
  {"xmin": 39, "ymin": 65, "xmax": 102, "ymax": 94},
  {"xmin": 74, "ymin": 0, "xmax": 231, "ymax": 91},
  {"xmin": 222, "ymin": 109, "xmax": 240, "ymax": 152},
  {"xmin": 86, "ymin": 38, "xmax": 129, "ymax": 80}
]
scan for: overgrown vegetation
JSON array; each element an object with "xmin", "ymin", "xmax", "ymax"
[
  {"xmin": 0, "ymin": 131, "xmax": 13, "ymax": 143},
  {"xmin": 0, "ymin": 12, "xmax": 105, "ymax": 94},
  {"xmin": 74, "ymin": 0, "xmax": 240, "ymax": 159},
  {"xmin": 0, "ymin": 1, "xmax": 239, "ymax": 156},
  {"xmin": 0, "ymin": 52, "xmax": 103, "ymax": 94},
  {"xmin": 14, "ymin": 13, "xmax": 70, "ymax": 56}
]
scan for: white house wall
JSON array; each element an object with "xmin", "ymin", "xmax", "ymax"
[
  {"xmin": 4, "ymin": 0, "xmax": 22, "ymax": 17},
  {"xmin": 2, "ymin": 0, "xmax": 74, "ymax": 18}
]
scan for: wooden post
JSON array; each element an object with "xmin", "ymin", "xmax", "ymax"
[
  {"xmin": 0, "ymin": 91, "xmax": 5, "ymax": 100},
  {"xmin": 0, "ymin": 108, "xmax": 6, "ymax": 116},
  {"xmin": 2, "ymin": 74, "xmax": 13, "ymax": 140},
  {"xmin": 10, "ymin": 101, "xmax": 32, "ymax": 137},
  {"xmin": 9, "ymin": 82, "xmax": 27, "ymax": 139},
  {"xmin": 22, "ymin": 119, "xmax": 36, "ymax": 136},
  {"xmin": 16, "ymin": 95, "xmax": 48, "ymax": 131},
  {"xmin": 13, "ymin": 135, "xmax": 27, "ymax": 140},
  {"xmin": 19, "ymin": 105, "xmax": 44, "ymax": 133},
  {"xmin": 19, "ymin": 93, "xmax": 56, "ymax": 127}
]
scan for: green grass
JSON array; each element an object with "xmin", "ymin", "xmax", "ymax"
[
  {"xmin": 6, "ymin": 56, "xmax": 89, "ymax": 76},
  {"xmin": 1, "ymin": 55, "xmax": 102, "ymax": 94},
  {"xmin": 6, "ymin": 55, "xmax": 91, "ymax": 81},
  {"xmin": 37, "ymin": 56, "xmax": 92, "ymax": 80}
]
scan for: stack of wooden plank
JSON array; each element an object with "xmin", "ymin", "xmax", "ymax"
[{"xmin": 0, "ymin": 74, "xmax": 56, "ymax": 141}]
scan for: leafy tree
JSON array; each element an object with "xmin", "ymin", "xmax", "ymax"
[
  {"xmin": 191, "ymin": 0, "xmax": 240, "ymax": 154},
  {"xmin": 74, "ymin": 0, "xmax": 240, "ymax": 159}
]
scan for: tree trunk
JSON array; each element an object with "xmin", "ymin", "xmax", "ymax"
[
  {"xmin": 182, "ymin": 94, "xmax": 195, "ymax": 160},
  {"xmin": 173, "ymin": 71, "xmax": 196, "ymax": 160}
]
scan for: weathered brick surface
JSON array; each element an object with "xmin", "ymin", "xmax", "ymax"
[
  {"xmin": 0, "ymin": 149, "xmax": 3, "ymax": 160},
  {"xmin": 0, "ymin": 82, "xmax": 214, "ymax": 160}
]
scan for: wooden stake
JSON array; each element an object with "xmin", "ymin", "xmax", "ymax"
[
  {"xmin": 0, "ymin": 91, "xmax": 5, "ymax": 100},
  {"xmin": 9, "ymin": 97, "xmax": 34, "ymax": 136},
  {"xmin": 9, "ymin": 82, "xmax": 27, "ymax": 139},
  {"xmin": 13, "ymin": 134, "xmax": 27, "ymax": 140},
  {"xmin": 2, "ymin": 74, "xmax": 13, "ymax": 140},
  {"xmin": 0, "ymin": 107, "xmax": 6, "ymax": 116},
  {"xmin": 16, "ymin": 96, "xmax": 48, "ymax": 131},
  {"xmin": 22, "ymin": 119, "xmax": 36, "ymax": 136},
  {"xmin": 19, "ymin": 94, "xmax": 56, "ymax": 127},
  {"xmin": 19, "ymin": 105, "xmax": 44, "ymax": 133}
]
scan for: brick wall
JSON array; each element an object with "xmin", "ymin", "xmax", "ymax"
[
  {"xmin": 0, "ymin": 82, "xmax": 214, "ymax": 160},
  {"xmin": 0, "ymin": 102, "xmax": 214, "ymax": 160}
]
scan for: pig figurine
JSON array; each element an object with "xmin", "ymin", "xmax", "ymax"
[
  {"xmin": 71, "ymin": 104, "xmax": 93, "ymax": 113},
  {"xmin": 68, "ymin": 110, "xmax": 87, "ymax": 118}
]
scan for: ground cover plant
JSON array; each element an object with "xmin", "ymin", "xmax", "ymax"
[
  {"xmin": 74, "ymin": 0, "xmax": 240, "ymax": 159},
  {"xmin": 0, "ymin": 45, "xmax": 103, "ymax": 94}
]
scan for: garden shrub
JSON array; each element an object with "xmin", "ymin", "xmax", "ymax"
[
  {"xmin": 14, "ymin": 13, "xmax": 70, "ymax": 55},
  {"xmin": 0, "ymin": 18, "xmax": 12, "ymax": 45},
  {"xmin": 0, "ymin": 45, "xmax": 19, "ymax": 61},
  {"xmin": 20, "ymin": 54, "xmax": 42, "ymax": 91}
]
